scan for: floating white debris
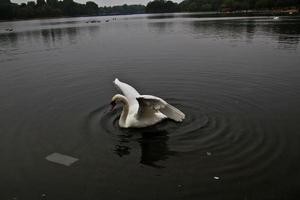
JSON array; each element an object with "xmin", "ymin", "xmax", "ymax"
[
  {"xmin": 214, "ymin": 176, "xmax": 220, "ymax": 180},
  {"xmin": 46, "ymin": 152, "xmax": 78, "ymax": 166},
  {"xmin": 206, "ymin": 152, "xmax": 212, "ymax": 156}
]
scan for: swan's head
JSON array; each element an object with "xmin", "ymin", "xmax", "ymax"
[{"xmin": 110, "ymin": 94, "xmax": 127, "ymax": 111}]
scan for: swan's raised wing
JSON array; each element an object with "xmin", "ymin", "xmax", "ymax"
[
  {"xmin": 113, "ymin": 78, "xmax": 140, "ymax": 105},
  {"xmin": 136, "ymin": 95, "xmax": 185, "ymax": 122}
]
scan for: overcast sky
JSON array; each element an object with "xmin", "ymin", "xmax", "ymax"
[{"xmin": 11, "ymin": 0, "xmax": 182, "ymax": 6}]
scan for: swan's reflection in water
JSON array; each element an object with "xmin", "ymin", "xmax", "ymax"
[
  {"xmin": 114, "ymin": 127, "xmax": 176, "ymax": 168},
  {"xmin": 87, "ymin": 106, "xmax": 178, "ymax": 168}
]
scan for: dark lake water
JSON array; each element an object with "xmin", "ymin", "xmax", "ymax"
[{"xmin": 0, "ymin": 14, "xmax": 300, "ymax": 199}]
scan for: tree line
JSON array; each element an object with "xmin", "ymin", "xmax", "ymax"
[
  {"xmin": 146, "ymin": 0, "xmax": 300, "ymax": 13},
  {"xmin": 1, "ymin": 0, "xmax": 299, "ymax": 20},
  {"xmin": 99, "ymin": 5, "xmax": 145, "ymax": 15},
  {"xmin": 0, "ymin": 0, "xmax": 145, "ymax": 20}
]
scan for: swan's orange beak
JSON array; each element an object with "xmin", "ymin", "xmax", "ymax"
[{"xmin": 110, "ymin": 101, "xmax": 116, "ymax": 111}]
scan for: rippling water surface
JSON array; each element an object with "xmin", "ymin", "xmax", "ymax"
[{"xmin": 0, "ymin": 14, "xmax": 300, "ymax": 199}]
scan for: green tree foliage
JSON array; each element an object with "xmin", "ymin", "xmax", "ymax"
[
  {"xmin": 179, "ymin": 0, "xmax": 221, "ymax": 12},
  {"xmin": 98, "ymin": 4, "xmax": 145, "ymax": 15},
  {"xmin": 0, "ymin": 0, "xmax": 145, "ymax": 20},
  {"xmin": 47, "ymin": 0, "xmax": 59, "ymax": 8},
  {"xmin": 146, "ymin": 0, "xmax": 180, "ymax": 13},
  {"xmin": 85, "ymin": 1, "xmax": 98, "ymax": 15},
  {"xmin": 0, "ymin": 0, "xmax": 15, "ymax": 19},
  {"xmin": 1, "ymin": 0, "xmax": 299, "ymax": 19},
  {"xmin": 146, "ymin": 0, "xmax": 300, "ymax": 13},
  {"xmin": 36, "ymin": 0, "xmax": 46, "ymax": 7},
  {"xmin": 255, "ymin": 0, "xmax": 273, "ymax": 8},
  {"xmin": 27, "ymin": 1, "xmax": 36, "ymax": 7}
]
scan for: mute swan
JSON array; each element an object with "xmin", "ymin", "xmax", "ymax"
[{"xmin": 111, "ymin": 78, "xmax": 185, "ymax": 128}]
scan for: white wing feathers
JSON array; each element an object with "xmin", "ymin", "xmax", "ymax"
[
  {"xmin": 113, "ymin": 78, "xmax": 140, "ymax": 105},
  {"xmin": 136, "ymin": 95, "xmax": 185, "ymax": 122}
]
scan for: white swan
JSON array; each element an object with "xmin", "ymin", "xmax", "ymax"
[{"xmin": 111, "ymin": 78, "xmax": 185, "ymax": 128}]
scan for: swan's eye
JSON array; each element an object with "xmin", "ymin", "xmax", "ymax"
[{"xmin": 110, "ymin": 101, "xmax": 117, "ymax": 111}]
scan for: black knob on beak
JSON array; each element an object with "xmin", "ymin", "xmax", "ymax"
[{"xmin": 110, "ymin": 101, "xmax": 116, "ymax": 111}]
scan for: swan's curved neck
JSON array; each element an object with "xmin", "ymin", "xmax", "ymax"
[{"xmin": 117, "ymin": 95, "xmax": 129, "ymax": 125}]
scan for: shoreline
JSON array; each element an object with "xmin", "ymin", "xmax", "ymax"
[
  {"xmin": 0, "ymin": 13, "xmax": 145, "ymax": 23},
  {"xmin": 0, "ymin": 10, "xmax": 299, "ymax": 23}
]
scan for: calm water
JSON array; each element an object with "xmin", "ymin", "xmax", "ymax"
[{"xmin": 0, "ymin": 14, "xmax": 300, "ymax": 199}]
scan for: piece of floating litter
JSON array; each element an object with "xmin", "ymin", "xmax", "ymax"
[
  {"xmin": 214, "ymin": 176, "xmax": 220, "ymax": 180},
  {"xmin": 46, "ymin": 152, "xmax": 78, "ymax": 166},
  {"xmin": 206, "ymin": 152, "xmax": 212, "ymax": 156}
]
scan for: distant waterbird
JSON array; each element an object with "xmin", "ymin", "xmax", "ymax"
[
  {"xmin": 111, "ymin": 78, "xmax": 185, "ymax": 128},
  {"xmin": 86, "ymin": 20, "xmax": 100, "ymax": 23}
]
